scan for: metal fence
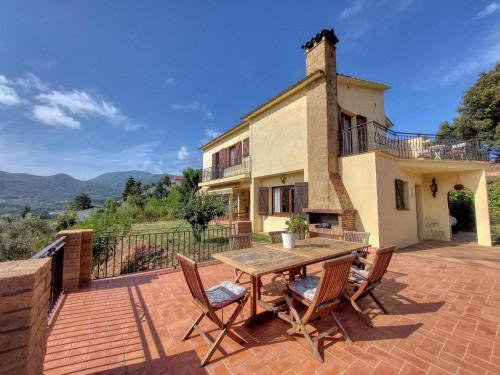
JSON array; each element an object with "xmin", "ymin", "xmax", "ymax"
[
  {"xmin": 31, "ymin": 236, "xmax": 66, "ymax": 316},
  {"xmin": 341, "ymin": 121, "xmax": 489, "ymax": 161},
  {"xmin": 92, "ymin": 225, "xmax": 234, "ymax": 279},
  {"xmin": 201, "ymin": 156, "xmax": 251, "ymax": 182}
]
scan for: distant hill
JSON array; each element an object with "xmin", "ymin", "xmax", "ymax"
[{"xmin": 0, "ymin": 170, "xmax": 174, "ymax": 215}]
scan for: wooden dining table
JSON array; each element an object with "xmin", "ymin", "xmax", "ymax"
[{"xmin": 212, "ymin": 237, "xmax": 367, "ymax": 326}]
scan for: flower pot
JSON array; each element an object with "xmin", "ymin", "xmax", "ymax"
[{"xmin": 282, "ymin": 232, "xmax": 295, "ymax": 249}]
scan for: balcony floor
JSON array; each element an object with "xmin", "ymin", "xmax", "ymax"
[{"xmin": 44, "ymin": 242, "xmax": 500, "ymax": 375}]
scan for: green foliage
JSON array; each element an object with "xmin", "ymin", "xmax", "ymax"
[
  {"xmin": 105, "ymin": 198, "xmax": 119, "ymax": 213},
  {"xmin": 179, "ymin": 193, "xmax": 226, "ymax": 242},
  {"xmin": 178, "ymin": 168, "xmax": 201, "ymax": 203},
  {"xmin": 488, "ymin": 180, "xmax": 500, "ymax": 226},
  {"xmin": 448, "ymin": 190, "xmax": 475, "ymax": 233},
  {"xmin": 438, "ymin": 63, "xmax": 500, "ymax": 146},
  {"xmin": 154, "ymin": 175, "xmax": 172, "ymax": 198},
  {"xmin": 0, "ymin": 213, "xmax": 52, "ymax": 261},
  {"xmin": 73, "ymin": 193, "xmax": 92, "ymax": 210},
  {"xmin": 285, "ymin": 215, "xmax": 308, "ymax": 239},
  {"xmin": 20, "ymin": 204, "xmax": 32, "ymax": 218},
  {"xmin": 55, "ymin": 211, "xmax": 77, "ymax": 231}
]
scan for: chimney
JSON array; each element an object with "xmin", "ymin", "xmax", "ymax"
[{"xmin": 303, "ymin": 29, "xmax": 355, "ymax": 215}]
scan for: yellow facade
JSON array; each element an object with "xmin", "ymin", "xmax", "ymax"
[{"xmin": 198, "ymin": 75, "xmax": 492, "ymax": 248}]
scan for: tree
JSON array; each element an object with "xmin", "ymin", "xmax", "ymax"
[
  {"xmin": 122, "ymin": 177, "xmax": 137, "ymax": 200},
  {"xmin": 438, "ymin": 63, "xmax": 500, "ymax": 145},
  {"xmin": 55, "ymin": 211, "xmax": 77, "ymax": 231},
  {"xmin": 73, "ymin": 193, "xmax": 92, "ymax": 210},
  {"xmin": 154, "ymin": 175, "xmax": 172, "ymax": 198},
  {"xmin": 20, "ymin": 204, "xmax": 31, "ymax": 218},
  {"xmin": 178, "ymin": 168, "xmax": 201, "ymax": 203},
  {"xmin": 179, "ymin": 193, "xmax": 225, "ymax": 242}
]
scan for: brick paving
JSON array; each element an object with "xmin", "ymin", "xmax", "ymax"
[{"xmin": 44, "ymin": 245, "xmax": 500, "ymax": 375}]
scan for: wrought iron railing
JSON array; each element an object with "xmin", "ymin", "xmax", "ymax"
[
  {"xmin": 91, "ymin": 225, "xmax": 234, "ymax": 279},
  {"xmin": 31, "ymin": 236, "xmax": 66, "ymax": 317},
  {"xmin": 341, "ymin": 121, "xmax": 489, "ymax": 161},
  {"xmin": 202, "ymin": 156, "xmax": 251, "ymax": 182},
  {"xmin": 233, "ymin": 211, "xmax": 250, "ymax": 221}
]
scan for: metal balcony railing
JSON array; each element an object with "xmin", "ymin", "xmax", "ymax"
[
  {"xmin": 202, "ymin": 156, "xmax": 251, "ymax": 182},
  {"xmin": 340, "ymin": 121, "xmax": 489, "ymax": 161}
]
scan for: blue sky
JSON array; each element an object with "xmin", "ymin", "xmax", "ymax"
[{"xmin": 0, "ymin": 1, "xmax": 498, "ymax": 180}]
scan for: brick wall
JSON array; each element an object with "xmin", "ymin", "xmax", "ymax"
[{"xmin": 0, "ymin": 259, "xmax": 51, "ymax": 375}]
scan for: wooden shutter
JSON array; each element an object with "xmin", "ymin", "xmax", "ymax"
[
  {"xmin": 294, "ymin": 182, "xmax": 308, "ymax": 217},
  {"xmin": 395, "ymin": 179, "xmax": 405, "ymax": 210},
  {"xmin": 258, "ymin": 187, "xmax": 269, "ymax": 215},
  {"xmin": 242, "ymin": 138, "xmax": 250, "ymax": 157},
  {"xmin": 234, "ymin": 141, "xmax": 242, "ymax": 164},
  {"xmin": 211, "ymin": 153, "xmax": 218, "ymax": 179},
  {"xmin": 219, "ymin": 149, "xmax": 228, "ymax": 169}
]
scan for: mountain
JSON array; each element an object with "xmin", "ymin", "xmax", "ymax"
[
  {"xmin": 88, "ymin": 170, "xmax": 169, "ymax": 190},
  {"xmin": 0, "ymin": 170, "xmax": 173, "ymax": 215}
]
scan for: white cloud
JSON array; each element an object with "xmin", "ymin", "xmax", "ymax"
[
  {"xmin": 36, "ymin": 89, "xmax": 122, "ymax": 121},
  {"xmin": 205, "ymin": 128, "xmax": 220, "ymax": 138},
  {"xmin": 32, "ymin": 105, "xmax": 81, "ymax": 129},
  {"xmin": 171, "ymin": 101, "xmax": 213, "ymax": 119},
  {"xmin": 165, "ymin": 76, "xmax": 177, "ymax": 86},
  {"xmin": 177, "ymin": 145, "xmax": 189, "ymax": 161},
  {"xmin": 339, "ymin": 0, "xmax": 365, "ymax": 20},
  {"xmin": 475, "ymin": 2, "xmax": 499, "ymax": 18},
  {"xmin": 440, "ymin": 36, "xmax": 500, "ymax": 86},
  {"xmin": 0, "ymin": 76, "xmax": 22, "ymax": 106},
  {"xmin": 15, "ymin": 72, "xmax": 50, "ymax": 92}
]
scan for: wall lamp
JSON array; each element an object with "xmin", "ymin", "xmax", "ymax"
[
  {"xmin": 280, "ymin": 176, "xmax": 286, "ymax": 184},
  {"xmin": 430, "ymin": 178, "xmax": 438, "ymax": 198}
]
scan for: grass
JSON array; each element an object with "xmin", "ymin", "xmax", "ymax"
[{"xmin": 130, "ymin": 220, "xmax": 189, "ymax": 234}]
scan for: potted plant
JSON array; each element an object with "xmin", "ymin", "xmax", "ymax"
[{"xmin": 282, "ymin": 215, "xmax": 308, "ymax": 249}]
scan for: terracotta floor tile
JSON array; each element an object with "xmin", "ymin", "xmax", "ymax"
[{"xmin": 42, "ymin": 248, "xmax": 500, "ymax": 375}]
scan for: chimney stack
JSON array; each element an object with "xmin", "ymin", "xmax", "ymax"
[{"xmin": 303, "ymin": 29, "xmax": 354, "ymax": 213}]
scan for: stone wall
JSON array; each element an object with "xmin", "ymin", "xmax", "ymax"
[{"xmin": 0, "ymin": 259, "xmax": 51, "ymax": 375}]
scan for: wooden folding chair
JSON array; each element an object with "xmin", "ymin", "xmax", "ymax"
[
  {"xmin": 345, "ymin": 246, "xmax": 395, "ymax": 327},
  {"xmin": 343, "ymin": 231, "xmax": 370, "ymax": 270},
  {"xmin": 283, "ymin": 254, "xmax": 355, "ymax": 362},
  {"xmin": 229, "ymin": 233, "xmax": 252, "ymax": 283},
  {"xmin": 177, "ymin": 254, "xmax": 249, "ymax": 366}
]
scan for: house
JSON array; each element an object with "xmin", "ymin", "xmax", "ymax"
[{"xmin": 198, "ymin": 29, "xmax": 492, "ymax": 248}]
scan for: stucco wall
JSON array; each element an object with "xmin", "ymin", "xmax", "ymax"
[
  {"xmin": 420, "ymin": 170, "xmax": 491, "ymax": 246},
  {"xmin": 375, "ymin": 155, "xmax": 421, "ymax": 248},
  {"xmin": 339, "ymin": 153, "xmax": 381, "ymax": 247},
  {"xmin": 250, "ymin": 90, "xmax": 308, "ymax": 178},
  {"xmin": 337, "ymin": 81, "xmax": 386, "ymax": 125},
  {"xmin": 251, "ymin": 172, "xmax": 304, "ymax": 232},
  {"xmin": 201, "ymin": 126, "xmax": 250, "ymax": 170}
]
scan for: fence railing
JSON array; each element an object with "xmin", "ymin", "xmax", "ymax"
[
  {"xmin": 202, "ymin": 156, "xmax": 251, "ymax": 182},
  {"xmin": 91, "ymin": 225, "xmax": 234, "ymax": 279},
  {"xmin": 341, "ymin": 121, "xmax": 489, "ymax": 161},
  {"xmin": 31, "ymin": 236, "xmax": 66, "ymax": 317}
]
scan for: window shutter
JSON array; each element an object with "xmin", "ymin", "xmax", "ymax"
[
  {"xmin": 211, "ymin": 153, "xmax": 218, "ymax": 179},
  {"xmin": 242, "ymin": 138, "xmax": 250, "ymax": 157},
  {"xmin": 395, "ymin": 180, "xmax": 404, "ymax": 209},
  {"xmin": 258, "ymin": 187, "xmax": 269, "ymax": 215},
  {"xmin": 234, "ymin": 141, "xmax": 242, "ymax": 164},
  {"xmin": 294, "ymin": 182, "xmax": 308, "ymax": 217},
  {"xmin": 219, "ymin": 149, "xmax": 228, "ymax": 169}
]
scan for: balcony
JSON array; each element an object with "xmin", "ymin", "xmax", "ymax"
[
  {"xmin": 341, "ymin": 121, "xmax": 490, "ymax": 162},
  {"xmin": 201, "ymin": 156, "xmax": 251, "ymax": 183}
]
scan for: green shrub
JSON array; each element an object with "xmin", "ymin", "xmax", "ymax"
[{"xmin": 448, "ymin": 190, "xmax": 475, "ymax": 233}]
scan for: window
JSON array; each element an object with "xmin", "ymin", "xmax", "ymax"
[
  {"xmin": 395, "ymin": 179, "xmax": 409, "ymax": 210},
  {"xmin": 229, "ymin": 146, "xmax": 237, "ymax": 166},
  {"xmin": 272, "ymin": 186, "xmax": 294, "ymax": 215}
]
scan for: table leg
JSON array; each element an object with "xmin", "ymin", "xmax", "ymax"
[{"xmin": 250, "ymin": 276, "xmax": 258, "ymax": 318}]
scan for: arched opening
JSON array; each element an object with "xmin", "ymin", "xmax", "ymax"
[{"xmin": 447, "ymin": 187, "xmax": 476, "ymax": 241}]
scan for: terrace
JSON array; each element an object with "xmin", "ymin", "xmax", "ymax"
[
  {"xmin": 341, "ymin": 121, "xmax": 490, "ymax": 161},
  {"xmin": 41, "ymin": 239, "xmax": 500, "ymax": 375}
]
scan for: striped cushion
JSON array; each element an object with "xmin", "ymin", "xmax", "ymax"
[
  {"xmin": 349, "ymin": 267, "xmax": 368, "ymax": 283},
  {"xmin": 206, "ymin": 281, "xmax": 247, "ymax": 308},
  {"xmin": 289, "ymin": 276, "xmax": 319, "ymax": 302}
]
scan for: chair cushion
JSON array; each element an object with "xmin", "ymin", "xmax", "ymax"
[
  {"xmin": 289, "ymin": 276, "xmax": 319, "ymax": 302},
  {"xmin": 349, "ymin": 267, "xmax": 368, "ymax": 283},
  {"xmin": 205, "ymin": 281, "xmax": 247, "ymax": 308}
]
